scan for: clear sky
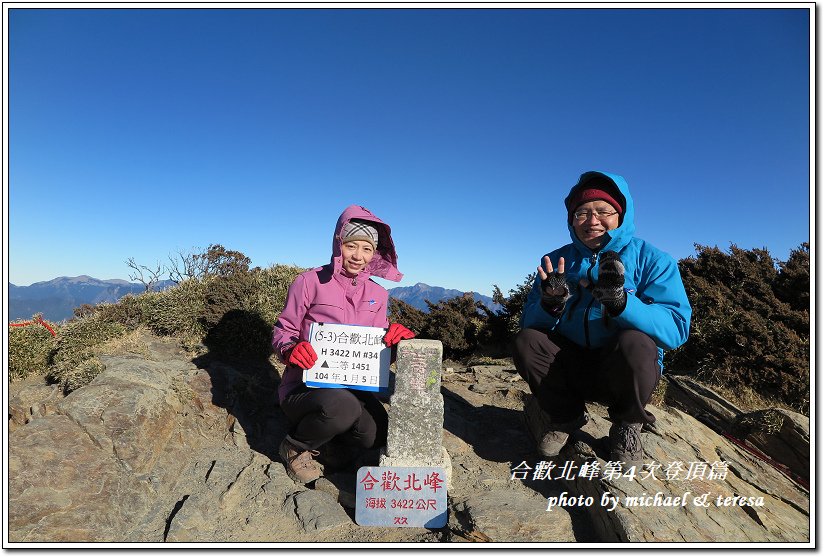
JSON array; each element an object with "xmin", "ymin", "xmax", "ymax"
[{"xmin": 6, "ymin": 5, "xmax": 811, "ymax": 297}]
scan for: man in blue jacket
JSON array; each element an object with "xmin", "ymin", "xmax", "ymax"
[{"xmin": 514, "ymin": 171, "xmax": 692, "ymax": 466}]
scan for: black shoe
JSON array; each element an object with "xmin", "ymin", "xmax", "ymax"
[
  {"xmin": 316, "ymin": 438, "xmax": 359, "ymax": 471},
  {"xmin": 609, "ymin": 422, "xmax": 643, "ymax": 467},
  {"xmin": 523, "ymin": 396, "xmax": 589, "ymax": 458}
]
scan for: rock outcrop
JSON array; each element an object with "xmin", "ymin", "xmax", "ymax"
[
  {"xmin": 556, "ymin": 402, "xmax": 809, "ymax": 542},
  {"xmin": 7, "ymin": 331, "xmax": 810, "ymax": 544},
  {"xmin": 665, "ymin": 375, "xmax": 810, "ymax": 485}
]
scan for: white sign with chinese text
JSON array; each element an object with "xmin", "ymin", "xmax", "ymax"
[
  {"xmin": 304, "ymin": 322, "xmax": 391, "ymax": 392},
  {"xmin": 355, "ymin": 466, "xmax": 448, "ymax": 528}
]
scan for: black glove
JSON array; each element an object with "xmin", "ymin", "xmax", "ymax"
[
  {"xmin": 590, "ymin": 251, "xmax": 627, "ymax": 316},
  {"xmin": 540, "ymin": 270, "xmax": 571, "ymax": 317}
]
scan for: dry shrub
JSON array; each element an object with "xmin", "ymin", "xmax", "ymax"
[
  {"xmin": 63, "ymin": 357, "xmax": 106, "ymax": 393},
  {"xmin": 733, "ymin": 408, "xmax": 786, "ymax": 437},
  {"xmin": 248, "ymin": 264, "xmax": 305, "ymax": 325},
  {"xmin": 9, "ymin": 317, "xmax": 57, "ymax": 380},
  {"xmin": 648, "ymin": 375, "xmax": 670, "ymax": 408},
  {"xmin": 11, "ymin": 249, "xmax": 303, "ymax": 392},
  {"xmin": 697, "ymin": 377, "xmax": 796, "ymax": 416},
  {"xmin": 197, "ymin": 264, "xmax": 304, "ymax": 362},
  {"xmin": 94, "ymin": 294, "xmax": 147, "ymax": 330},
  {"xmin": 47, "ymin": 315, "xmax": 126, "ymax": 392},
  {"xmin": 139, "ymin": 279, "xmax": 208, "ymax": 339},
  {"xmin": 52, "ymin": 257, "xmax": 304, "ymax": 373}
]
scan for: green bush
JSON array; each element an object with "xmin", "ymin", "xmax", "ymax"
[
  {"xmin": 485, "ymin": 273, "xmax": 536, "ymax": 355},
  {"xmin": 8, "ymin": 317, "xmax": 57, "ymax": 380},
  {"xmin": 196, "ymin": 264, "xmax": 304, "ymax": 362},
  {"xmin": 388, "ymin": 298, "xmax": 429, "ymax": 337},
  {"xmin": 387, "ymin": 280, "xmax": 531, "ymax": 360},
  {"xmin": 200, "ymin": 271, "xmax": 257, "ymax": 331},
  {"xmin": 421, "ymin": 294, "xmax": 489, "ymax": 359},
  {"xmin": 773, "ymin": 242, "xmax": 810, "ymax": 313},
  {"xmin": 201, "ymin": 308, "xmax": 274, "ymax": 362},
  {"xmin": 171, "ymin": 243, "xmax": 252, "ymax": 281},
  {"xmin": 94, "ymin": 294, "xmax": 148, "ymax": 331},
  {"xmin": 667, "ymin": 243, "xmax": 810, "ymax": 414}
]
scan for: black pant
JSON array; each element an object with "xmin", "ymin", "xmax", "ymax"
[
  {"xmin": 280, "ymin": 385, "xmax": 389, "ymax": 451},
  {"xmin": 513, "ymin": 328, "xmax": 661, "ymax": 425}
]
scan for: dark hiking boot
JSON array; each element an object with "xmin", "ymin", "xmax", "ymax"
[
  {"xmin": 609, "ymin": 422, "xmax": 644, "ymax": 467},
  {"xmin": 523, "ymin": 396, "xmax": 589, "ymax": 458},
  {"xmin": 279, "ymin": 436, "xmax": 322, "ymax": 484}
]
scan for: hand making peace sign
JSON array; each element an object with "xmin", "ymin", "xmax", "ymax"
[{"xmin": 538, "ymin": 256, "xmax": 570, "ymax": 316}]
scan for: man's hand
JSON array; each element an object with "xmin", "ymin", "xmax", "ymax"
[
  {"xmin": 384, "ymin": 323, "xmax": 415, "ymax": 347},
  {"xmin": 538, "ymin": 256, "xmax": 570, "ymax": 317},
  {"xmin": 287, "ymin": 341, "xmax": 318, "ymax": 369},
  {"xmin": 580, "ymin": 251, "xmax": 627, "ymax": 316}
]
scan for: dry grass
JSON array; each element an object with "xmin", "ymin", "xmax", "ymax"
[
  {"xmin": 97, "ymin": 327, "xmax": 152, "ymax": 359},
  {"xmin": 170, "ymin": 376, "xmax": 198, "ymax": 407},
  {"xmin": 734, "ymin": 408, "xmax": 786, "ymax": 436},
  {"xmin": 648, "ymin": 375, "xmax": 669, "ymax": 408},
  {"xmin": 705, "ymin": 379, "xmax": 802, "ymax": 415},
  {"xmin": 652, "ymin": 373, "xmax": 802, "ymax": 416},
  {"xmin": 649, "ymin": 374, "xmax": 809, "ymax": 415},
  {"xmin": 465, "ymin": 355, "xmax": 513, "ymax": 367}
]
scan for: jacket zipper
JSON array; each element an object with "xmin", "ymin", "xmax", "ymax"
[
  {"xmin": 582, "ymin": 252, "xmax": 599, "ymax": 348},
  {"xmin": 339, "ymin": 273, "xmax": 359, "ymax": 323}
]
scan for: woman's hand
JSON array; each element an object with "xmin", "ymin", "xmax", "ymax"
[
  {"xmin": 286, "ymin": 341, "xmax": 318, "ymax": 369},
  {"xmin": 384, "ymin": 323, "xmax": 415, "ymax": 347}
]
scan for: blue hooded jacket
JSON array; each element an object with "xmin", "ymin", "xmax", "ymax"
[{"xmin": 520, "ymin": 171, "xmax": 692, "ymax": 373}]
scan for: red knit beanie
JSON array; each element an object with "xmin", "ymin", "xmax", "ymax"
[{"xmin": 568, "ymin": 188, "xmax": 623, "ymax": 215}]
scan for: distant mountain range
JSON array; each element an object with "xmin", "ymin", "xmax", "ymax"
[
  {"xmin": 9, "ymin": 276, "xmax": 174, "ymax": 322},
  {"xmin": 8, "ymin": 277, "xmax": 500, "ymax": 322},
  {"xmin": 387, "ymin": 282, "xmax": 501, "ymax": 313}
]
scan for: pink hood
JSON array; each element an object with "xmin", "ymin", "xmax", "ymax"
[{"xmin": 332, "ymin": 205, "xmax": 403, "ymax": 282}]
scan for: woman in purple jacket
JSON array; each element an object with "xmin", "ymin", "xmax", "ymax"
[{"xmin": 272, "ymin": 205, "xmax": 414, "ymax": 483}]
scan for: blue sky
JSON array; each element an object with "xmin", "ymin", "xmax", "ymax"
[{"xmin": 7, "ymin": 6, "xmax": 811, "ymax": 297}]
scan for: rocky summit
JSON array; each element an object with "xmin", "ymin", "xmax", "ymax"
[{"xmin": 7, "ymin": 330, "xmax": 810, "ymax": 545}]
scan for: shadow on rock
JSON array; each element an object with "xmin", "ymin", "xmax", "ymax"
[
  {"xmin": 192, "ymin": 309, "xmax": 288, "ymax": 462},
  {"xmin": 442, "ymin": 388, "xmax": 534, "ymax": 463}
]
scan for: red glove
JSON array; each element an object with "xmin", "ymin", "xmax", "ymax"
[
  {"xmin": 287, "ymin": 341, "xmax": 317, "ymax": 369},
  {"xmin": 383, "ymin": 323, "xmax": 415, "ymax": 347}
]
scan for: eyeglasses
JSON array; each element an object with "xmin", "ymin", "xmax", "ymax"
[{"xmin": 573, "ymin": 209, "xmax": 618, "ymax": 221}]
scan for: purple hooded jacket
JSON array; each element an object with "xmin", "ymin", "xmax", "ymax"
[{"xmin": 273, "ymin": 205, "xmax": 403, "ymax": 402}]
